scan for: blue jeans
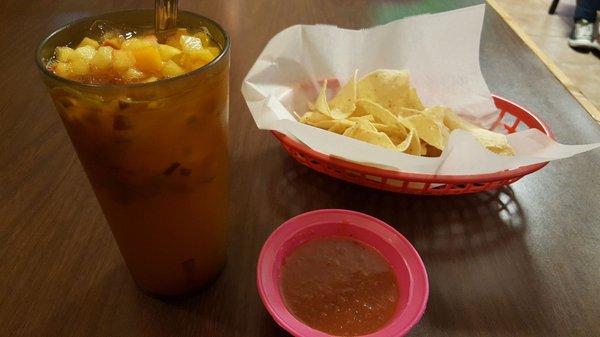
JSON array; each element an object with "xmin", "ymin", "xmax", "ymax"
[{"xmin": 575, "ymin": 0, "xmax": 600, "ymax": 22}]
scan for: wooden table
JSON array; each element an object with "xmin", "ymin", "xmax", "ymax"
[{"xmin": 1, "ymin": 1, "xmax": 599, "ymax": 336}]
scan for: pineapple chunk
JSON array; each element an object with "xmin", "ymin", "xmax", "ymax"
[
  {"xmin": 187, "ymin": 48, "xmax": 214, "ymax": 63},
  {"xmin": 70, "ymin": 58, "xmax": 90, "ymax": 76},
  {"xmin": 90, "ymin": 46, "xmax": 113, "ymax": 71},
  {"xmin": 158, "ymin": 44, "xmax": 182, "ymax": 61},
  {"xmin": 77, "ymin": 37, "xmax": 100, "ymax": 49},
  {"xmin": 112, "ymin": 50, "xmax": 136, "ymax": 73},
  {"xmin": 207, "ymin": 47, "xmax": 221, "ymax": 58},
  {"xmin": 180, "ymin": 35, "xmax": 203, "ymax": 51},
  {"xmin": 55, "ymin": 47, "xmax": 76, "ymax": 62},
  {"xmin": 54, "ymin": 62, "xmax": 72, "ymax": 77},
  {"xmin": 121, "ymin": 38, "xmax": 154, "ymax": 50},
  {"xmin": 123, "ymin": 67, "xmax": 144, "ymax": 81},
  {"xmin": 132, "ymin": 46, "xmax": 163, "ymax": 73},
  {"xmin": 162, "ymin": 60, "xmax": 185, "ymax": 77},
  {"xmin": 75, "ymin": 45, "xmax": 97, "ymax": 61}
]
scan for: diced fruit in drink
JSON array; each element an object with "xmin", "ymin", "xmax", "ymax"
[
  {"xmin": 180, "ymin": 35, "xmax": 203, "ymax": 51},
  {"xmin": 91, "ymin": 46, "xmax": 113, "ymax": 71},
  {"xmin": 47, "ymin": 26, "xmax": 222, "ymax": 83},
  {"xmin": 75, "ymin": 45, "xmax": 97, "ymax": 61},
  {"xmin": 113, "ymin": 50, "xmax": 136, "ymax": 73},
  {"xmin": 187, "ymin": 48, "xmax": 214, "ymax": 63},
  {"xmin": 162, "ymin": 60, "xmax": 185, "ymax": 77},
  {"xmin": 54, "ymin": 62, "xmax": 72, "ymax": 77},
  {"xmin": 78, "ymin": 37, "xmax": 100, "ymax": 49},
  {"xmin": 122, "ymin": 37, "xmax": 154, "ymax": 50},
  {"xmin": 71, "ymin": 58, "xmax": 90, "ymax": 76},
  {"xmin": 208, "ymin": 47, "xmax": 221, "ymax": 58},
  {"xmin": 158, "ymin": 44, "xmax": 182, "ymax": 60},
  {"xmin": 123, "ymin": 67, "xmax": 144, "ymax": 81},
  {"xmin": 56, "ymin": 47, "xmax": 76, "ymax": 62},
  {"xmin": 132, "ymin": 46, "xmax": 162, "ymax": 73}
]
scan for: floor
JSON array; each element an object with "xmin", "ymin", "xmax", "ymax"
[{"xmin": 493, "ymin": 0, "xmax": 600, "ymax": 114}]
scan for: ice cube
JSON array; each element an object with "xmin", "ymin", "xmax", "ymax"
[{"xmin": 87, "ymin": 20, "xmax": 138, "ymax": 42}]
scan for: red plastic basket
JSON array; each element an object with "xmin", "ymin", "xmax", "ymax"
[{"xmin": 272, "ymin": 95, "xmax": 553, "ymax": 195}]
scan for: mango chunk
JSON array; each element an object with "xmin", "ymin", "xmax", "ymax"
[
  {"xmin": 132, "ymin": 46, "xmax": 163, "ymax": 73},
  {"xmin": 187, "ymin": 48, "xmax": 214, "ymax": 63},
  {"xmin": 78, "ymin": 37, "xmax": 100, "ymax": 49},
  {"xmin": 121, "ymin": 38, "xmax": 154, "ymax": 50},
  {"xmin": 158, "ymin": 44, "xmax": 182, "ymax": 60},
  {"xmin": 162, "ymin": 60, "xmax": 185, "ymax": 77},
  {"xmin": 112, "ymin": 50, "xmax": 136, "ymax": 73},
  {"xmin": 207, "ymin": 47, "xmax": 221, "ymax": 58}
]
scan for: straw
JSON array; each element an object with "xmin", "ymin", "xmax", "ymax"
[{"xmin": 155, "ymin": 0, "xmax": 178, "ymax": 40}]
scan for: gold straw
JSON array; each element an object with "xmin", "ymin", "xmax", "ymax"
[{"xmin": 155, "ymin": 0, "xmax": 178, "ymax": 40}]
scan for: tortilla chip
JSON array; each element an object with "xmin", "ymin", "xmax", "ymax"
[
  {"xmin": 421, "ymin": 106, "xmax": 447, "ymax": 124},
  {"xmin": 329, "ymin": 70, "xmax": 358, "ymax": 119},
  {"xmin": 444, "ymin": 109, "xmax": 514, "ymax": 155},
  {"xmin": 348, "ymin": 115, "xmax": 375, "ymax": 123},
  {"xmin": 397, "ymin": 128, "xmax": 422, "ymax": 155},
  {"xmin": 372, "ymin": 123, "xmax": 408, "ymax": 142},
  {"xmin": 328, "ymin": 122, "xmax": 353, "ymax": 134},
  {"xmin": 310, "ymin": 119, "xmax": 353, "ymax": 130},
  {"xmin": 343, "ymin": 120, "xmax": 396, "ymax": 149},
  {"xmin": 406, "ymin": 114, "xmax": 449, "ymax": 150},
  {"xmin": 396, "ymin": 107, "xmax": 421, "ymax": 118},
  {"xmin": 299, "ymin": 69, "xmax": 515, "ymax": 158},
  {"xmin": 313, "ymin": 80, "xmax": 331, "ymax": 116},
  {"xmin": 300, "ymin": 111, "xmax": 332, "ymax": 125},
  {"xmin": 357, "ymin": 69, "xmax": 424, "ymax": 115},
  {"xmin": 356, "ymin": 99, "xmax": 399, "ymax": 126},
  {"xmin": 469, "ymin": 128, "xmax": 515, "ymax": 156}
]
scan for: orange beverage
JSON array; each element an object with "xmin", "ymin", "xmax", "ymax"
[{"xmin": 36, "ymin": 10, "xmax": 230, "ymax": 295}]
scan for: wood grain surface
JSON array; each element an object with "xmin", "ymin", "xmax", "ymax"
[{"xmin": 1, "ymin": 1, "xmax": 599, "ymax": 336}]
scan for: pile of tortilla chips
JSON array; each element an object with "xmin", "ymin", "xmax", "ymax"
[{"xmin": 299, "ymin": 69, "xmax": 514, "ymax": 157}]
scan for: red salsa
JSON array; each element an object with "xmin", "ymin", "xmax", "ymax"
[{"xmin": 280, "ymin": 237, "xmax": 399, "ymax": 336}]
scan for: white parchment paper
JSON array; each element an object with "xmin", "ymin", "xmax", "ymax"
[{"xmin": 241, "ymin": 4, "xmax": 599, "ymax": 175}]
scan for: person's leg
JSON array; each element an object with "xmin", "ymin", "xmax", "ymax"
[
  {"xmin": 569, "ymin": 0, "xmax": 598, "ymax": 49},
  {"xmin": 574, "ymin": 0, "xmax": 599, "ymax": 22}
]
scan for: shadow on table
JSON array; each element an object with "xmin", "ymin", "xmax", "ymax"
[
  {"xmin": 268, "ymin": 155, "xmax": 525, "ymax": 255},
  {"xmin": 267, "ymin": 154, "xmax": 554, "ymax": 335},
  {"xmin": 83, "ymin": 264, "xmax": 244, "ymax": 337}
]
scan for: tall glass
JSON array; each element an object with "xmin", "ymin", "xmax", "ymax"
[{"xmin": 36, "ymin": 10, "xmax": 230, "ymax": 295}]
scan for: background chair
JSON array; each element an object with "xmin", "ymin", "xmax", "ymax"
[{"xmin": 549, "ymin": 0, "xmax": 560, "ymax": 14}]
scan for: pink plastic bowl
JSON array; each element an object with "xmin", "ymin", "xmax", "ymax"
[{"xmin": 257, "ymin": 209, "xmax": 429, "ymax": 337}]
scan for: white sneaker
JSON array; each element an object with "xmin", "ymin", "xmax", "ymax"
[{"xmin": 568, "ymin": 19, "xmax": 596, "ymax": 49}]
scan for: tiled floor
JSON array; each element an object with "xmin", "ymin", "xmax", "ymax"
[{"xmin": 493, "ymin": 0, "xmax": 600, "ymax": 112}]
